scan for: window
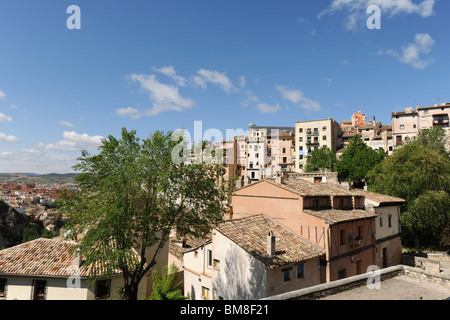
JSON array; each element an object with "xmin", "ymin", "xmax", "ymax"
[
  {"xmin": 340, "ymin": 229, "xmax": 346, "ymax": 245},
  {"xmin": 251, "ymin": 172, "xmax": 255, "ymax": 179},
  {"xmin": 322, "ymin": 135, "xmax": 327, "ymax": 140},
  {"xmin": 299, "ymin": 128, "xmax": 303, "ymax": 133},
  {"xmin": 380, "ymin": 217, "xmax": 383, "ymax": 227},
  {"xmin": 202, "ymin": 286, "xmax": 210, "ymax": 300},
  {"xmin": 299, "ymin": 137, "xmax": 303, "ymax": 142},
  {"xmin": 194, "ymin": 251, "xmax": 198, "ymax": 258},
  {"xmin": 213, "ymin": 259, "xmax": 220, "ymax": 270},
  {"xmin": 322, "ymin": 126, "xmax": 327, "ymax": 131},
  {"xmin": 297, "ymin": 263, "xmax": 304, "ymax": 279},
  {"xmin": 282, "ymin": 147, "xmax": 286, "ymax": 153},
  {"xmin": 338, "ymin": 269, "xmax": 347, "ymax": 279},
  {"xmin": 357, "ymin": 226, "xmax": 363, "ymax": 240},
  {"xmin": 413, "ymin": 124, "xmax": 416, "ymax": 128},
  {"xmin": 388, "ymin": 216, "xmax": 392, "ymax": 228},
  {"xmin": 32, "ymin": 280, "xmax": 47, "ymax": 300},
  {"xmin": 400, "ymin": 125, "xmax": 405, "ymax": 129},
  {"xmin": 283, "ymin": 157, "xmax": 287, "ymax": 163},
  {"xmin": 282, "ymin": 268, "xmax": 292, "ymax": 282},
  {"xmin": 207, "ymin": 250, "xmax": 213, "ymax": 268},
  {"xmin": 95, "ymin": 279, "xmax": 111, "ymax": 300},
  {"xmin": 0, "ymin": 279, "xmax": 6, "ymax": 298}
]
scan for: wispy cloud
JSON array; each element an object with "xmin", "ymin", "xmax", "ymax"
[
  {"xmin": 276, "ymin": 85, "xmax": 321, "ymax": 111},
  {"xmin": 0, "ymin": 90, "xmax": 6, "ymax": 100},
  {"xmin": 192, "ymin": 69, "xmax": 235, "ymax": 93},
  {"xmin": 378, "ymin": 33, "xmax": 435, "ymax": 69},
  {"xmin": 319, "ymin": 0, "xmax": 435, "ymax": 30},
  {"xmin": 0, "ymin": 112, "xmax": 13, "ymax": 122},
  {"xmin": 152, "ymin": 66, "xmax": 187, "ymax": 87},
  {"xmin": 256, "ymin": 103, "xmax": 282, "ymax": 114},
  {"xmin": 123, "ymin": 73, "xmax": 195, "ymax": 119},
  {"xmin": 0, "ymin": 133, "xmax": 20, "ymax": 143},
  {"xmin": 58, "ymin": 120, "xmax": 75, "ymax": 128},
  {"xmin": 46, "ymin": 131, "xmax": 104, "ymax": 151}
]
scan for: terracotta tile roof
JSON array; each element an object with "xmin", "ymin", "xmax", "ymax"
[
  {"xmin": 216, "ymin": 215, "xmax": 325, "ymax": 269},
  {"xmin": 352, "ymin": 189, "xmax": 406, "ymax": 204},
  {"xmin": 266, "ymin": 178, "xmax": 359, "ymax": 197},
  {"xmin": 303, "ymin": 209, "xmax": 377, "ymax": 224},
  {"xmin": 0, "ymin": 238, "xmax": 134, "ymax": 278}
]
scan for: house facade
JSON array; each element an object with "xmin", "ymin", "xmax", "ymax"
[
  {"xmin": 0, "ymin": 238, "xmax": 147, "ymax": 300},
  {"xmin": 182, "ymin": 215, "xmax": 325, "ymax": 300}
]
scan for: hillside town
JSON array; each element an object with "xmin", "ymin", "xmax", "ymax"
[{"xmin": 0, "ymin": 103, "xmax": 448, "ymax": 301}]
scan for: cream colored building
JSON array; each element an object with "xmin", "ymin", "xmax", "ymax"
[
  {"xmin": 294, "ymin": 118, "xmax": 341, "ymax": 172},
  {"xmin": 0, "ymin": 238, "xmax": 149, "ymax": 300}
]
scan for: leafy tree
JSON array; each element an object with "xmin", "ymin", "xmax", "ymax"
[
  {"xmin": 305, "ymin": 146, "xmax": 337, "ymax": 172},
  {"xmin": 367, "ymin": 128, "xmax": 450, "ymax": 249},
  {"xmin": 59, "ymin": 128, "xmax": 229, "ymax": 300},
  {"xmin": 335, "ymin": 135, "xmax": 386, "ymax": 185},
  {"xmin": 148, "ymin": 264, "xmax": 187, "ymax": 300}
]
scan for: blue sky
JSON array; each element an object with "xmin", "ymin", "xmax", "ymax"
[{"xmin": 0, "ymin": 0, "xmax": 449, "ymax": 173}]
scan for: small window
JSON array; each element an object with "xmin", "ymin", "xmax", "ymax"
[
  {"xmin": 0, "ymin": 279, "xmax": 7, "ymax": 298},
  {"xmin": 297, "ymin": 263, "xmax": 304, "ymax": 279},
  {"xmin": 32, "ymin": 280, "xmax": 47, "ymax": 300},
  {"xmin": 213, "ymin": 259, "xmax": 220, "ymax": 270},
  {"xmin": 207, "ymin": 250, "xmax": 213, "ymax": 268},
  {"xmin": 388, "ymin": 216, "xmax": 392, "ymax": 228},
  {"xmin": 202, "ymin": 286, "xmax": 210, "ymax": 300},
  {"xmin": 194, "ymin": 251, "xmax": 198, "ymax": 258},
  {"xmin": 299, "ymin": 128, "xmax": 303, "ymax": 133},
  {"xmin": 95, "ymin": 279, "xmax": 111, "ymax": 300},
  {"xmin": 322, "ymin": 135, "xmax": 327, "ymax": 140},
  {"xmin": 338, "ymin": 269, "xmax": 347, "ymax": 279},
  {"xmin": 299, "ymin": 137, "xmax": 303, "ymax": 142},
  {"xmin": 380, "ymin": 217, "xmax": 383, "ymax": 227},
  {"xmin": 322, "ymin": 126, "xmax": 327, "ymax": 131},
  {"xmin": 282, "ymin": 268, "xmax": 292, "ymax": 282},
  {"xmin": 400, "ymin": 125, "xmax": 405, "ymax": 129},
  {"xmin": 282, "ymin": 147, "xmax": 286, "ymax": 153},
  {"xmin": 340, "ymin": 229, "xmax": 346, "ymax": 245}
]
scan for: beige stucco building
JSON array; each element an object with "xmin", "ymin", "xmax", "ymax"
[
  {"xmin": 294, "ymin": 118, "xmax": 341, "ymax": 172},
  {"xmin": 0, "ymin": 238, "xmax": 149, "ymax": 300}
]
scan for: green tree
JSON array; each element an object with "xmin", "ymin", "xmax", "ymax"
[
  {"xmin": 305, "ymin": 146, "xmax": 337, "ymax": 172},
  {"xmin": 335, "ymin": 135, "xmax": 386, "ymax": 185},
  {"xmin": 367, "ymin": 128, "xmax": 450, "ymax": 249},
  {"xmin": 148, "ymin": 264, "xmax": 187, "ymax": 300},
  {"xmin": 59, "ymin": 128, "xmax": 229, "ymax": 300}
]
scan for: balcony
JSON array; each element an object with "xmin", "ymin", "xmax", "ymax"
[
  {"xmin": 306, "ymin": 139, "xmax": 319, "ymax": 145},
  {"xmin": 306, "ymin": 129, "xmax": 319, "ymax": 136}
]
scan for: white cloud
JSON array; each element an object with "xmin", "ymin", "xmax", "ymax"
[
  {"xmin": 0, "ymin": 133, "xmax": 20, "ymax": 143},
  {"xmin": 193, "ymin": 69, "xmax": 235, "ymax": 93},
  {"xmin": 58, "ymin": 120, "xmax": 75, "ymax": 128},
  {"xmin": 276, "ymin": 85, "xmax": 322, "ymax": 111},
  {"xmin": 0, "ymin": 90, "xmax": 6, "ymax": 100},
  {"xmin": 379, "ymin": 33, "xmax": 435, "ymax": 69},
  {"xmin": 319, "ymin": 0, "xmax": 435, "ymax": 30},
  {"xmin": 128, "ymin": 74, "xmax": 195, "ymax": 118},
  {"xmin": 256, "ymin": 103, "xmax": 282, "ymax": 114},
  {"xmin": 0, "ymin": 112, "xmax": 13, "ymax": 122},
  {"xmin": 115, "ymin": 107, "xmax": 141, "ymax": 119},
  {"xmin": 152, "ymin": 66, "xmax": 187, "ymax": 87},
  {"xmin": 46, "ymin": 131, "xmax": 104, "ymax": 151}
]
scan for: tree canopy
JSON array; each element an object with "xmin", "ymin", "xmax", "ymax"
[
  {"xmin": 335, "ymin": 135, "xmax": 386, "ymax": 185},
  {"xmin": 367, "ymin": 127, "xmax": 450, "ymax": 250},
  {"xmin": 59, "ymin": 128, "xmax": 230, "ymax": 300},
  {"xmin": 304, "ymin": 146, "xmax": 337, "ymax": 172}
]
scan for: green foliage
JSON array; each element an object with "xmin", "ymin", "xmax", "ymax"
[
  {"xmin": 367, "ymin": 127, "xmax": 450, "ymax": 249},
  {"xmin": 305, "ymin": 147, "xmax": 337, "ymax": 172},
  {"xmin": 336, "ymin": 135, "xmax": 386, "ymax": 183},
  {"xmin": 148, "ymin": 264, "xmax": 187, "ymax": 300},
  {"xmin": 59, "ymin": 128, "xmax": 229, "ymax": 300}
]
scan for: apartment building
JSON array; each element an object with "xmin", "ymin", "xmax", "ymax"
[
  {"xmin": 231, "ymin": 175, "xmax": 381, "ymax": 282},
  {"xmin": 392, "ymin": 102, "xmax": 450, "ymax": 147},
  {"xmin": 294, "ymin": 118, "xmax": 341, "ymax": 172},
  {"xmin": 247, "ymin": 123, "xmax": 295, "ymax": 182},
  {"xmin": 340, "ymin": 110, "xmax": 394, "ymax": 154}
]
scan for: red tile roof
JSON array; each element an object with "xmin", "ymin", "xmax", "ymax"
[
  {"xmin": 303, "ymin": 209, "xmax": 377, "ymax": 224},
  {"xmin": 216, "ymin": 215, "xmax": 325, "ymax": 269}
]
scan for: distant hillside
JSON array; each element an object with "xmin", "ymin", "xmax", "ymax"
[
  {"xmin": 35, "ymin": 173, "xmax": 79, "ymax": 180},
  {"xmin": 0, "ymin": 172, "xmax": 79, "ymax": 183}
]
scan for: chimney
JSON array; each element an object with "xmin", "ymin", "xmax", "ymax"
[
  {"xmin": 72, "ymin": 249, "xmax": 82, "ymax": 268},
  {"xmin": 267, "ymin": 230, "xmax": 276, "ymax": 256}
]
